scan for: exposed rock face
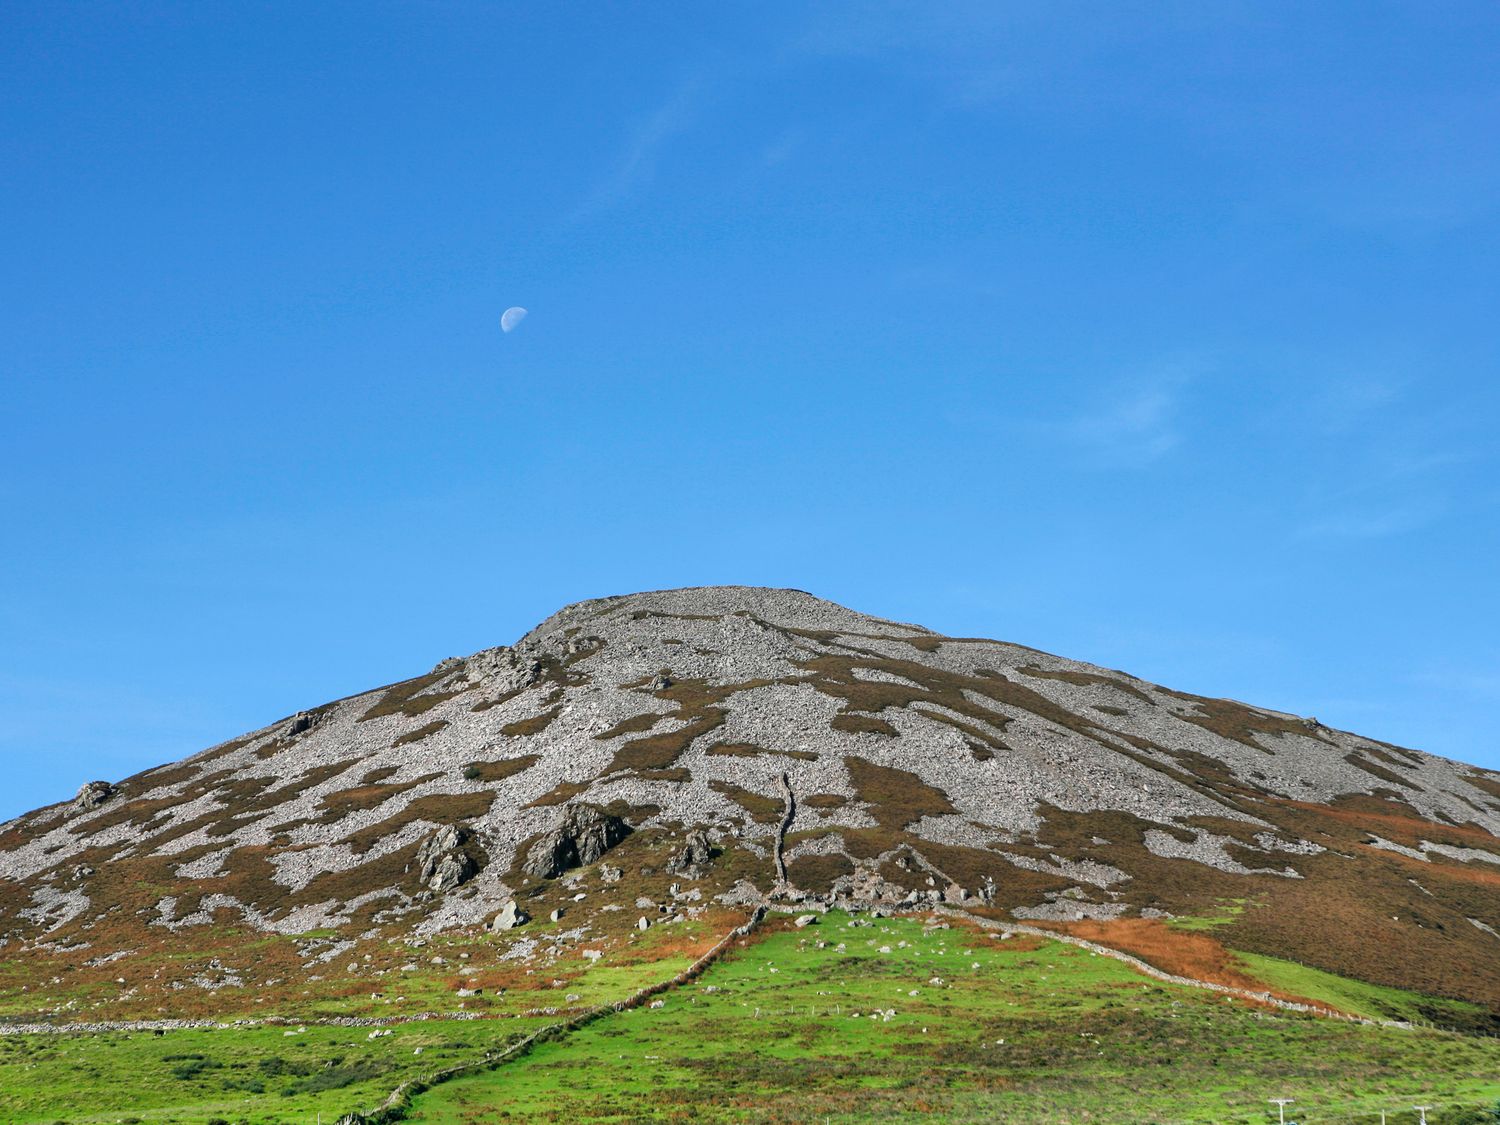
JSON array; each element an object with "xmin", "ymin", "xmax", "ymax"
[
  {"xmin": 71, "ymin": 782, "xmax": 115, "ymax": 813},
  {"xmin": 416, "ymin": 826, "xmax": 476, "ymax": 892},
  {"xmin": 4, "ymin": 585, "xmax": 1500, "ymax": 1015},
  {"xmin": 522, "ymin": 805, "xmax": 632, "ymax": 880},
  {"xmin": 665, "ymin": 829, "xmax": 716, "ymax": 876}
]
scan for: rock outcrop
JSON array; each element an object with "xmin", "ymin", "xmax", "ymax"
[
  {"xmin": 71, "ymin": 782, "xmax": 115, "ymax": 813},
  {"xmin": 522, "ymin": 805, "xmax": 632, "ymax": 880},
  {"xmin": 416, "ymin": 826, "xmax": 477, "ymax": 892},
  {"xmin": 665, "ymin": 829, "xmax": 716, "ymax": 876}
]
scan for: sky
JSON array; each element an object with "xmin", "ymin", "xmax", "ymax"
[{"xmin": 2, "ymin": 2, "xmax": 1498, "ymax": 821}]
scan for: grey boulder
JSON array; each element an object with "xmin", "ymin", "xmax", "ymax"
[
  {"xmin": 522, "ymin": 804, "xmax": 632, "ymax": 880},
  {"xmin": 665, "ymin": 828, "xmax": 716, "ymax": 875},
  {"xmin": 490, "ymin": 900, "xmax": 529, "ymax": 932},
  {"xmin": 72, "ymin": 781, "xmax": 116, "ymax": 813},
  {"xmin": 416, "ymin": 825, "xmax": 478, "ymax": 892}
]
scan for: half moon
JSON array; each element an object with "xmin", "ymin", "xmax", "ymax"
[{"xmin": 501, "ymin": 306, "xmax": 528, "ymax": 333}]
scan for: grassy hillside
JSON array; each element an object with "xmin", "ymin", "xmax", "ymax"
[
  {"xmin": 408, "ymin": 913, "xmax": 1500, "ymax": 1124},
  {"xmin": 4, "ymin": 911, "xmax": 1500, "ymax": 1124},
  {"xmin": 0, "ymin": 1019, "xmax": 541, "ymax": 1125}
]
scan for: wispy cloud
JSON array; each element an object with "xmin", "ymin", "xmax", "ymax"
[
  {"xmin": 1062, "ymin": 375, "xmax": 1188, "ymax": 467},
  {"xmin": 571, "ymin": 79, "xmax": 702, "ymax": 222},
  {"xmin": 1297, "ymin": 505, "xmax": 1444, "ymax": 541},
  {"xmin": 945, "ymin": 357, "xmax": 1202, "ymax": 469},
  {"xmin": 793, "ymin": 3, "xmax": 1097, "ymax": 108},
  {"xmin": 1035, "ymin": 359, "xmax": 1202, "ymax": 469},
  {"xmin": 1285, "ymin": 373, "xmax": 1490, "ymax": 541}
]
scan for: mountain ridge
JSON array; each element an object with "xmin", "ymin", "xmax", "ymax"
[{"xmin": 3, "ymin": 585, "xmax": 1498, "ymax": 1024}]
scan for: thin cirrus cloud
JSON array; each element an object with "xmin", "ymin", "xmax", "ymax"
[
  {"xmin": 1049, "ymin": 361, "xmax": 1201, "ymax": 469},
  {"xmin": 1061, "ymin": 380, "xmax": 1186, "ymax": 467},
  {"xmin": 1285, "ymin": 378, "xmax": 1486, "ymax": 541},
  {"xmin": 1297, "ymin": 505, "xmax": 1445, "ymax": 541},
  {"xmin": 946, "ymin": 361, "xmax": 1199, "ymax": 470},
  {"xmin": 570, "ymin": 78, "xmax": 704, "ymax": 222}
]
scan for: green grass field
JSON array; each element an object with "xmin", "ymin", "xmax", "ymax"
[
  {"xmin": 0, "ymin": 1018, "xmax": 545, "ymax": 1124},
  {"xmin": 407, "ymin": 913, "xmax": 1500, "ymax": 1124},
  {"xmin": 4, "ymin": 912, "xmax": 1500, "ymax": 1124}
]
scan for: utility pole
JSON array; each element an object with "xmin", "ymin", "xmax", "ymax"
[
  {"xmin": 1269, "ymin": 1098, "xmax": 1294, "ymax": 1124},
  {"xmin": 1415, "ymin": 1107, "xmax": 1432, "ymax": 1125}
]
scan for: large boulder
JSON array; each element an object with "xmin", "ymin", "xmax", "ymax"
[
  {"xmin": 522, "ymin": 804, "xmax": 632, "ymax": 879},
  {"xmin": 489, "ymin": 900, "xmax": 529, "ymax": 932},
  {"xmin": 416, "ymin": 825, "xmax": 477, "ymax": 892},
  {"xmin": 72, "ymin": 781, "xmax": 116, "ymax": 813},
  {"xmin": 285, "ymin": 711, "xmax": 316, "ymax": 737},
  {"xmin": 665, "ymin": 828, "xmax": 716, "ymax": 875}
]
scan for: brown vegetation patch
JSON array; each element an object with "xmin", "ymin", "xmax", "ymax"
[
  {"xmin": 358, "ymin": 669, "xmax": 463, "ymax": 722},
  {"xmin": 920, "ymin": 840, "xmax": 1074, "ymax": 908},
  {"xmin": 79, "ymin": 792, "xmax": 201, "ymax": 835},
  {"xmin": 608, "ymin": 711, "xmax": 726, "ymax": 771},
  {"xmin": 897, "ymin": 635, "xmax": 943, "ymax": 653},
  {"xmin": 1345, "ymin": 751, "xmax": 1422, "ymax": 790},
  {"xmin": 787, "ymin": 852, "xmax": 854, "ymax": 893},
  {"xmin": 705, "ymin": 742, "xmax": 818, "ymax": 761},
  {"xmin": 1295, "ymin": 793, "xmax": 1500, "ymax": 853},
  {"xmin": 1362, "ymin": 745, "xmax": 1422, "ymax": 772},
  {"xmin": 361, "ymin": 766, "xmax": 399, "ymax": 785},
  {"xmin": 1467, "ymin": 773, "xmax": 1500, "ymax": 802},
  {"xmin": 801, "ymin": 793, "xmax": 848, "ymax": 809},
  {"xmin": 831, "ymin": 713, "xmax": 899, "ymax": 737},
  {"xmin": 315, "ymin": 774, "xmax": 442, "ymax": 821},
  {"xmin": 464, "ymin": 755, "xmax": 539, "ymax": 783},
  {"xmin": 1052, "ymin": 918, "xmax": 1328, "ymax": 1007},
  {"xmin": 1017, "ymin": 665, "xmax": 1153, "ymax": 704},
  {"xmin": 527, "ymin": 781, "xmax": 591, "ymax": 808},
  {"xmin": 845, "ymin": 757, "xmax": 955, "ymax": 831},
  {"xmin": 256, "ymin": 734, "xmax": 306, "ymax": 760},
  {"xmin": 128, "ymin": 760, "xmax": 206, "ymax": 792},
  {"xmin": 190, "ymin": 734, "xmax": 259, "ymax": 763},
  {"xmin": 394, "ymin": 720, "xmax": 449, "ymax": 747},
  {"xmin": 500, "ymin": 706, "xmax": 562, "ymax": 737},
  {"xmin": 470, "ymin": 686, "xmax": 527, "ymax": 713},
  {"xmin": 637, "ymin": 767, "xmax": 693, "ymax": 783},
  {"xmin": 1159, "ymin": 690, "xmax": 1332, "ymax": 753},
  {"xmin": 603, "ymin": 675, "xmax": 772, "ymax": 774},
  {"xmin": 289, "ymin": 841, "xmax": 424, "ymax": 911},
  {"xmin": 595, "ymin": 712, "xmax": 668, "ymax": 740},
  {"xmin": 710, "ymin": 781, "xmax": 784, "ymax": 824},
  {"xmin": 339, "ymin": 791, "xmax": 497, "ymax": 854}
]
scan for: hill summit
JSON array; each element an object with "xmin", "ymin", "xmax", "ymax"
[{"xmin": 3, "ymin": 586, "xmax": 1499, "ymax": 1018}]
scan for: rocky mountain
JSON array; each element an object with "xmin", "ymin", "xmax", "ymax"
[{"xmin": 3, "ymin": 586, "xmax": 1499, "ymax": 1019}]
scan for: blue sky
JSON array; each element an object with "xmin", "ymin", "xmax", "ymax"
[{"xmin": 2, "ymin": 3, "xmax": 1497, "ymax": 821}]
